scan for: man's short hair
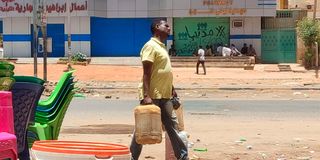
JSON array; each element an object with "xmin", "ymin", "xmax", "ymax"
[{"xmin": 151, "ymin": 18, "xmax": 166, "ymax": 35}]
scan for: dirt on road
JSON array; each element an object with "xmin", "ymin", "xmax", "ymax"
[
  {"xmin": 13, "ymin": 63, "xmax": 320, "ymax": 159},
  {"xmin": 13, "ymin": 63, "xmax": 320, "ymax": 100}
]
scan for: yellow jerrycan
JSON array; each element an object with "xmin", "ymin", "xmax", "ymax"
[{"xmin": 134, "ymin": 104, "xmax": 162, "ymax": 144}]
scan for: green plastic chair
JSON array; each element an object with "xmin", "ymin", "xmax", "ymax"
[
  {"xmin": 27, "ymin": 71, "xmax": 77, "ymax": 148},
  {"xmin": 0, "ymin": 61, "xmax": 15, "ymax": 70},
  {"xmin": 28, "ymin": 90, "xmax": 75, "ymax": 144},
  {"xmin": 13, "ymin": 76, "xmax": 45, "ymax": 85},
  {"xmin": 38, "ymin": 70, "xmax": 74, "ymax": 108},
  {"xmin": 50, "ymin": 90, "xmax": 76, "ymax": 139},
  {"xmin": 36, "ymin": 77, "xmax": 74, "ymax": 113},
  {"xmin": 35, "ymin": 84, "xmax": 75, "ymax": 121},
  {"xmin": 0, "ymin": 70, "xmax": 14, "ymax": 77},
  {"xmin": 0, "ymin": 77, "xmax": 15, "ymax": 91},
  {"xmin": 29, "ymin": 90, "xmax": 76, "ymax": 139}
]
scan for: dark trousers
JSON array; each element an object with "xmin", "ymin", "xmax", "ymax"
[
  {"xmin": 196, "ymin": 60, "xmax": 206, "ymax": 75},
  {"xmin": 130, "ymin": 99, "xmax": 188, "ymax": 160}
]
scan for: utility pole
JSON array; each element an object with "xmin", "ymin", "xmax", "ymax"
[
  {"xmin": 314, "ymin": 0, "xmax": 318, "ymax": 20},
  {"xmin": 32, "ymin": 0, "xmax": 39, "ymax": 77},
  {"xmin": 67, "ymin": 0, "xmax": 72, "ymax": 71},
  {"xmin": 314, "ymin": 0, "xmax": 319, "ymax": 78},
  {"xmin": 40, "ymin": 0, "xmax": 48, "ymax": 81}
]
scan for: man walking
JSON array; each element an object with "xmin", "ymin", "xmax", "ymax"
[
  {"xmin": 130, "ymin": 19, "xmax": 188, "ymax": 160},
  {"xmin": 196, "ymin": 46, "xmax": 206, "ymax": 75}
]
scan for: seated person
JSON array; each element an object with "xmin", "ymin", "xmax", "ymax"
[
  {"xmin": 247, "ymin": 44, "xmax": 257, "ymax": 56},
  {"xmin": 169, "ymin": 44, "xmax": 177, "ymax": 56},
  {"xmin": 230, "ymin": 44, "xmax": 241, "ymax": 56},
  {"xmin": 192, "ymin": 48, "xmax": 198, "ymax": 56},
  {"xmin": 216, "ymin": 45, "xmax": 223, "ymax": 56},
  {"xmin": 241, "ymin": 43, "xmax": 248, "ymax": 56},
  {"xmin": 205, "ymin": 45, "xmax": 213, "ymax": 56},
  {"xmin": 221, "ymin": 45, "xmax": 232, "ymax": 57}
]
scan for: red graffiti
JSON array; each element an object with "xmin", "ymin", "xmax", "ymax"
[
  {"xmin": 14, "ymin": 3, "xmax": 33, "ymax": 13},
  {"xmin": 1, "ymin": 0, "xmax": 14, "ymax": 3},
  {"xmin": 70, "ymin": 1, "xmax": 87, "ymax": 13},
  {"xmin": 46, "ymin": 3, "xmax": 67, "ymax": 13}
]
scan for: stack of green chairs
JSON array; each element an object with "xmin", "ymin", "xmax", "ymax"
[
  {"xmin": 0, "ymin": 61, "xmax": 15, "ymax": 91},
  {"xmin": 27, "ymin": 70, "xmax": 77, "ymax": 147}
]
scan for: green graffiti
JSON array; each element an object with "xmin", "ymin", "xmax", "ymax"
[{"xmin": 173, "ymin": 18, "xmax": 230, "ymax": 56}]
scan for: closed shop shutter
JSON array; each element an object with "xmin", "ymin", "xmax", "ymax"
[
  {"xmin": 91, "ymin": 17, "xmax": 154, "ymax": 57},
  {"xmin": 31, "ymin": 24, "xmax": 65, "ymax": 57},
  {"xmin": 262, "ymin": 29, "xmax": 296, "ymax": 63}
]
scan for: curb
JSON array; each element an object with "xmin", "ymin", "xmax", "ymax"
[{"xmin": 85, "ymin": 86, "xmax": 320, "ymax": 91}]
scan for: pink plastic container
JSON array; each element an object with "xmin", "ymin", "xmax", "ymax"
[
  {"xmin": 0, "ymin": 91, "xmax": 14, "ymax": 134},
  {"xmin": 0, "ymin": 132, "xmax": 18, "ymax": 160}
]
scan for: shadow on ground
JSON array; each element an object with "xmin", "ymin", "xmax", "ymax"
[{"xmin": 61, "ymin": 124, "xmax": 134, "ymax": 134}]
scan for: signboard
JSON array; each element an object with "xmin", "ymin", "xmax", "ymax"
[
  {"xmin": 0, "ymin": 0, "xmax": 88, "ymax": 17},
  {"xmin": 188, "ymin": 0, "xmax": 277, "ymax": 17},
  {"xmin": 38, "ymin": 37, "xmax": 44, "ymax": 53},
  {"xmin": 46, "ymin": 37, "xmax": 52, "ymax": 53}
]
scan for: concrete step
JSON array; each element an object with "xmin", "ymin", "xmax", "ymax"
[
  {"xmin": 171, "ymin": 56, "xmax": 255, "ymax": 68},
  {"xmin": 278, "ymin": 64, "xmax": 292, "ymax": 72}
]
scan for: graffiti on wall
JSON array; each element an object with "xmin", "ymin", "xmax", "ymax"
[
  {"xmin": 0, "ymin": 0, "xmax": 87, "ymax": 14},
  {"xmin": 174, "ymin": 18, "xmax": 229, "ymax": 56}
]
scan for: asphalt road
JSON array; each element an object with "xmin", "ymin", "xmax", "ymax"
[
  {"xmin": 59, "ymin": 98, "xmax": 320, "ymax": 159},
  {"xmin": 62, "ymin": 98, "xmax": 320, "ymax": 127}
]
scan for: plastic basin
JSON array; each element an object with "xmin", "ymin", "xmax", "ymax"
[{"xmin": 31, "ymin": 140, "xmax": 131, "ymax": 160}]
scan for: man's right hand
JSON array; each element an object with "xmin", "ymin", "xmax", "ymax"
[{"xmin": 142, "ymin": 96, "xmax": 153, "ymax": 105}]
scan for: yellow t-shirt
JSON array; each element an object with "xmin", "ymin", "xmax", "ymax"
[{"xmin": 139, "ymin": 37, "xmax": 173, "ymax": 99}]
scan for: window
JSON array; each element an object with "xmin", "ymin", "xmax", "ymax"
[{"xmin": 232, "ymin": 20, "xmax": 243, "ymax": 28}]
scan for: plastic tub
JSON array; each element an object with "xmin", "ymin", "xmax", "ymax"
[{"xmin": 31, "ymin": 140, "xmax": 131, "ymax": 160}]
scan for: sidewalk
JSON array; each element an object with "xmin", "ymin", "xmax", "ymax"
[
  {"xmin": 15, "ymin": 57, "xmax": 141, "ymax": 66},
  {"xmin": 11, "ymin": 57, "xmax": 320, "ymax": 92}
]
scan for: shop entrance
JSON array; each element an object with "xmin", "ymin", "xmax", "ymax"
[{"xmin": 31, "ymin": 24, "xmax": 65, "ymax": 57}]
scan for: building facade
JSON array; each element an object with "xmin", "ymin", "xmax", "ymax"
[
  {"xmin": 1, "ymin": 0, "xmax": 276, "ymax": 57},
  {"xmin": 278, "ymin": 0, "xmax": 320, "ymax": 18}
]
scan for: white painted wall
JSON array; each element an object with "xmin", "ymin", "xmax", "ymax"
[
  {"xmin": 3, "ymin": 17, "xmax": 31, "ymax": 57},
  {"xmin": 64, "ymin": 16, "xmax": 91, "ymax": 57},
  {"xmin": 3, "ymin": 16, "xmax": 90, "ymax": 57},
  {"xmin": 89, "ymin": 0, "xmax": 276, "ymax": 18},
  {"xmin": 230, "ymin": 17, "xmax": 262, "ymax": 57}
]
